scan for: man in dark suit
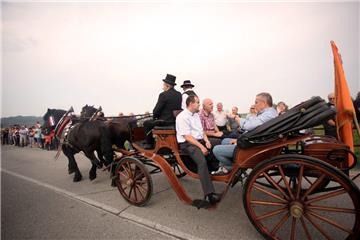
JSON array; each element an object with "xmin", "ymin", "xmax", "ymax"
[{"xmin": 143, "ymin": 74, "xmax": 182, "ymax": 148}]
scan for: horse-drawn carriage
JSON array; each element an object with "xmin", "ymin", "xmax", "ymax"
[
  {"xmin": 111, "ymin": 95, "xmax": 360, "ymax": 240},
  {"xmin": 112, "ymin": 42, "xmax": 360, "ymax": 239},
  {"xmin": 52, "ymin": 42, "xmax": 359, "ymax": 239}
]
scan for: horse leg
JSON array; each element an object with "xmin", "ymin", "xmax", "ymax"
[
  {"xmin": 100, "ymin": 128, "xmax": 114, "ymax": 167},
  {"xmin": 110, "ymin": 162, "xmax": 117, "ymax": 187},
  {"xmin": 84, "ymin": 151, "xmax": 102, "ymax": 180},
  {"xmin": 63, "ymin": 144, "xmax": 75, "ymax": 174},
  {"xmin": 63, "ymin": 145, "xmax": 82, "ymax": 182},
  {"xmin": 96, "ymin": 149, "xmax": 106, "ymax": 167},
  {"xmin": 84, "ymin": 150, "xmax": 102, "ymax": 168},
  {"xmin": 89, "ymin": 163, "xmax": 97, "ymax": 181}
]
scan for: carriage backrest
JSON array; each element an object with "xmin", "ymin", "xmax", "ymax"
[{"xmin": 237, "ymin": 96, "xmax": 336, "ymax": 148}]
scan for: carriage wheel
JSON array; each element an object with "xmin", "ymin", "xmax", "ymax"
[
  {"xmin": 115, "ymin": 157, "xmax": 153, "ymax": 207},
  {"xmin": 243, "ymin": 154, "xmax": 360, "ymax": 240}
]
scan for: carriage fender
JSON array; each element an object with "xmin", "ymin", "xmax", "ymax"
[{"xmin": 141, "ymin": 152, "xmax": 193, "ymax": 205}]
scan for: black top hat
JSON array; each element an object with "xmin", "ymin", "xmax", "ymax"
[
  {"xmin": 181, "ymin": 80, "xmax": 195, "ymax": 88},
  {"xmin": 162, "ymin": 74, "xmax": 177, "ymax": 86}
]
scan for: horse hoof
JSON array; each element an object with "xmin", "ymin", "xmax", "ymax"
[
  {"xmin": 73, "ymin": 175, "xmax": 82, "ymax": 182},
  {"xmin": 95, "ymin": 162, "xmax": 103, "ymax": 169},
  {"xmin": 89, "ymin": 174, "xmax": 97, "ymax": 181},
  {"xmin": 68, "ymin": 169, "xmax": 75, "ymax": 174},
  {"xmin": 111, "ymin": 179, "xmax": 117, "ymax": 187}
]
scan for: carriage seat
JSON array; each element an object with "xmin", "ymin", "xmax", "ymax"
[
  {"xmin": 153, "ymin": 125, "xmax": 176, "ymax": 130},
  {"xmin": 151, "ymin": 126, "xmax": 191, "ymax": 157},
  {"xmin": 237, "ymin": 96, "xmax": 336, "ymax": 149}
]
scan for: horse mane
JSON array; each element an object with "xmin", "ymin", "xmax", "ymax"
[
  {"xmin": 80, "ymin": 105, "xmax": 98, "ymax": 118},
  {"xmin": 43, "ymin": 108, "xmax": 67, "ymax": 130}
]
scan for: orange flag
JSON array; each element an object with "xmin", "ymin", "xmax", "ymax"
[{"xmin": 330, "ymin": 41, "xmax": 360, "ymax": 166}]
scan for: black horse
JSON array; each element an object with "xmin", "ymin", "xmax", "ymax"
[
  {"xmin": 61, "ymin": 105, "xmax": 146, "ymax": 184},
  {"xmin": 43, "ymin": 108, "xmax": 67, "ymax": 133},
  {"xmin": 79, "ymin": 105, "xmax": 138, "ymax": 150},
  {"xmin": 59, "ymin": 105, "xmax": 115, "ymax": 182},
  {"xmin": 43, "ymin": 108, "xmax": 67, "ymax": 149}
]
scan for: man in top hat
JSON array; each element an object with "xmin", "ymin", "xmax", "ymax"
[
  {"xmin": 181, "ymin": 80, "xmax": 197, "ymax": 110},
  {"xmin": 143, "ymin": 74, "xmax": 182, "ymax": 149}
]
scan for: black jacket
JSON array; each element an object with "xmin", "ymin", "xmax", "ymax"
[{"xmin": 153, "ymin": 88, "xmax": 182, "ymax": 122}]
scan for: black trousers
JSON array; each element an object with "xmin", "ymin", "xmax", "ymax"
[
  {"xmin": 143, "ymin": 119, "xmax": 156, "ymax": 144},
  {"xmin": 179, "ymin": 141, "xmax": 216, "ymax": 196},
  {"xmin": 217, "ymin": 125, "xmax": 227, "ymax": 132}
]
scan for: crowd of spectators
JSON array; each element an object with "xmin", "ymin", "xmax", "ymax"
[{"xmin": 1, "ymin": 121, "xmax": 59, "ymax": 150}]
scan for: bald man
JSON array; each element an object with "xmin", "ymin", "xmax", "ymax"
[
  {"xmin": 322, "ymin": 92, "xmax": 336, "ymax": 138},
  {"xmin": 199, "ymin": 98, "xmax": 224, "ymax": 145}
]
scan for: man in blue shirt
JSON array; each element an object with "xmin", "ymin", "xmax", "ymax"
[{"xmin": 212, "ymin": 92, "xmax": 278, "ymax": 175}]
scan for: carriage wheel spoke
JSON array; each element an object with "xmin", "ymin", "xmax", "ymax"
[
  {"xmin": 276, "ymin": 178, "xmax": 282, "ymax": 184},
  {"xmin": 271, "ymin": 213, "xmax": 290, "ymax": 234},
  {"xmin": 308, "ymin": 205, "xmax": 356, "ymax": 214},
  {"xmin": 250, "ymin": 200, "xmax": 286, "ymax": 206},
  {"xmin": 133, "ymin": 171, "xmax": 145, "ymax": 181},
  {"xmin": 121, "ymin": 184, "xmax": 128, "ymax": 191},
  {"xmin": 133, "ymin": 166, "xmax": 138, "ymax": 180},
  {"xmin": 136, "ymin": 182, "xmax": 148, "ymax": 193},
  {"xmin": 296, "ymin": 165, "xmax": 304, "ymax": 199},
  {"xmin": 307, "ymin": 210, "xmax": 353, "ymax": 234},
  {"xmin": 304, "ymin": 213, "xmax": 333, "ymax": 240},
  {"xmin": 304, "ymin": 176, "xmax": 313, "ymax": 185},
  {"xmin": 122, "ymin": 164, "xmax": 131, "ymax": 179},
  {"xmin": 136, "ymin": 179, "xmax": 148, "ymax": 185},
  {"xmin": 301, "ymin": 173, "xmax": 326, "ymax": 200},
  {"xmin": 134, "ymin": 185, "xmax": 145, "ymax": 200},
  {"xmin": 126, "ymin": 162, "xmax": 133, "ymax": 178},
  {"xmin": 256, "ymin": 207, "xmax": 287, "ymax": 221},
  {"xmin": 305, "ymin": 189, "xmax": 346, "ymax": 204},
  {"xmin": 278, "ymin": 165, "xmax": 295, "ymax": 200},
  {"xmin": 290, "ymin": 217, "xmax": 297, "ymax": 240},
  {"xmin": 133, "ymin": 184, "xmax": 138, "ymax": 202},
  {"xmin": 263, "ymin": 172, "xmax": 290, "ymax": 200},
  {"xmin": 119, "ymin": 170, "xmax": 128, "ymax": 179},
  {"xmin": 128, "ymin": 185, "xmax": 134, "ymax": 199},
  {"xmin": 254, "ymin": 183, "xmax": 287, "ymax": 203},
  {"xmin": 300, "ymin": 217, "xmax": 312, "ymax": 240}
]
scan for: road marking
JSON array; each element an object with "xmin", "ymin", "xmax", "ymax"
[{"xmin": 2, "ymin": 168, "xmax": 203, "ymax": 240}]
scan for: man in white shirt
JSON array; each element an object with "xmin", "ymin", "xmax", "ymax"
[
  {"xmin": 214, "ymin": 102, "xmax": 228, "ymax": 131},
  {"xmin": 176, "ymin": 95, "xmax": 220, "ymax": 205}
]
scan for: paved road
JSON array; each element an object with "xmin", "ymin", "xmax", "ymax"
[
  {"xmin": 2, "ymin": 145, "xmax": 360, "ymax": 239},
  {"xmin": 2, "ymin": 173, "xmax": 173, "ymax": 240}
]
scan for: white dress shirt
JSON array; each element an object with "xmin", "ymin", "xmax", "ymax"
[
  {"xmin": 214, "ymin": 110, "xmax": 228, "ymax": 127},
  {"xmin": 176, "ymin": 108, "xmax": 204, "ymax": 143}
]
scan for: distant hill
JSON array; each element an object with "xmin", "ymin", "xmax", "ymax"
[{"xmin": 1, "ymin": 116, "xmax": 43, "ymax": 128}]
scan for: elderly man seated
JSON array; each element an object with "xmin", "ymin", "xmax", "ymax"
[
  {"xmin": 199, "ymin": 98, "xmax": 224, "ymax": 146},
  {"xmin": 212, "ymin": 92, "xmax": 278, "ymax": 175}
]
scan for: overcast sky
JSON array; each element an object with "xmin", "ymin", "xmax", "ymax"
[{"xmin": 1, "ymin": 1, "xmax": 359, "ymax": 117}]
